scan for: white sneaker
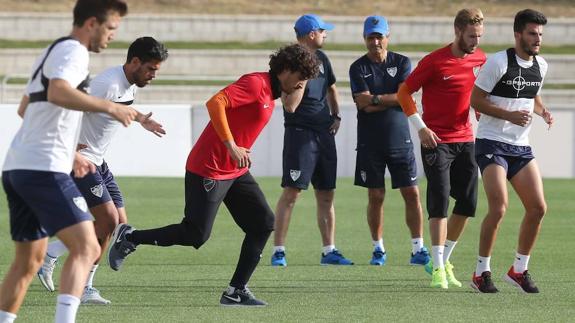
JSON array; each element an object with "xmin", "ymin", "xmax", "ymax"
[
  {"xmin": 81, "ymin": 287, "xmax": 111, "ymax": 305},
  {"xmin": 37, "ymin": 254, "xmax": 58, "ymax": 292}
]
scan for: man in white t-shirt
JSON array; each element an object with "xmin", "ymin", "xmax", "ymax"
[
  {"xmin": 0, "ymin": 1, "xmax": 134, "ymax": 322},
  {"xmin": 33, "ymin": 37, "xmax": 168, "ymax": 305},
  {"xmin": 469, "ymin": 9, "xmax": 553, "ymax": 294}
]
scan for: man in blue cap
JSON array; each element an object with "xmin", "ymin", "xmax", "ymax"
[
  {"xmin": 271, "ymin": 14, "xmax": 354, "ymax": 266},
  {"xmin": 349, "ymin": 16, "xmax": 430, "ymax": 266}
]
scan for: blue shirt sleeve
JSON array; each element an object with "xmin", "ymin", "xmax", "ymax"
[
  {"xmin": 349, "ymin": 60, "xmax": 369, "ymax": 95},
  {"xmin": 399, "ymin": 56, "xmax": 412, "ymax": 83}
]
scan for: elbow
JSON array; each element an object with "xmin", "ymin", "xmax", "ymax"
[{"xmin": 283, "ymin": 105, "xmax": 297, "ymax": 113}]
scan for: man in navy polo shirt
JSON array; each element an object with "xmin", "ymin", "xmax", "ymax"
[
  {"xmin": 349, "ymin": 16, "xmax": 430, "ymax": 266},
  {"xmin": 271, "ymin": 14, "xmax": 353, "ymax": 266}
]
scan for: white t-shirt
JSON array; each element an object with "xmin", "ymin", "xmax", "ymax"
[
  {"xmin": 475, "ymin": 50, "xmax": 548, "ymax": 146},
  {"xmin": 3, "ymin": 39, "xmax": 89, "ymax": 173},
  {"xmin": 79, "ymin": 65, "xmax": 137, "ymax": 166}
]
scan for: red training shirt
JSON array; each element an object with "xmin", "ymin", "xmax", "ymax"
[
  {"xmin": 405, "ymin": 44, "xmax": 486, "ymax": 143},
  {"xmin": 186, "ymin": 72, "xmax": 276, "ymax": 180}
]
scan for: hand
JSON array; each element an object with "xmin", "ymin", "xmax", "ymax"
[
  {"xmin": 506, "ymin": 110, "xmax": 532, "ymax": 127},
  {"xmin": 541, "ymin": 108, "xmax": 554, "ymax": 130},
  {"xmin": 418, "ymin": 128, "xmax": 441, "ymax": 149},
  {"xmin": 110, "ymin": 104, "xmax": 138, "ymax": 127},
  {"xmin": 354, "ymin": 93, "xmax": 372, "ymax": 110},
  {"xmin": 140, "ymin": 112, "xmax": 166, "ymax": 137},
  {"xmin": 73, "ymin": 152, "xmax": 96, "ymax": 178},
  {"xmin": 226, "ymin": 141, "xmax": 251, "ymax": 168},
  {"xmin": 330, "ymin": 118, "xmax": 341, "ymax": 135}
]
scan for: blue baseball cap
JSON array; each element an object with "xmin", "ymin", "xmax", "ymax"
[
  {"xmin": 294, "ymin": 14, "xmax": 334, "ymax": 37},
  {"xmin": 363, "ymin": 15, "xmax": 390, "ymax": 37}
]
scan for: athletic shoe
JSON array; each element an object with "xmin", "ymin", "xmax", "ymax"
[
  {"xmin": 410, "ymin": 246, "xmax": 431, "ymax": 265},
  {"xmin": 369, "ymin": 248, "xmax": 387, "ymax": 266},
  {"xmin": 37, "ymin": 254, "xmax": 58, "ymax": 292},
  {"xmin": 445, "ymin": 261, "xmax": 462, "ymax": 287},
  {"xmin": 108, "ymin": 223, "xmax": 137, "ymax": 271},
  {"xmin": 220, "ymin": 286, "xmax": 267, "ymax": 306},
  {"xmin": 503, "ymin": 267, "xmax": 540, "ymax": 293},
  {"xmin": 320, "ymin": 250, "xmax": 354, "ymax": 265},
  {"xmin": 430, "ymin": 267, "xmax": 448, "ymax": 289},
  {"xmin": 81, "ymin": 287, "xmax": 111, "ymax": 305},
  {"xmin": 471, "ymin": 271, "xmax": 499, "ymax": 293},
  {"xmin": 424, "ymin": 259, "xmax": 433, "ymax": 275},
  {"xmin": 271, "ymin": 251, "xmax": 287, "ymax": 267}
]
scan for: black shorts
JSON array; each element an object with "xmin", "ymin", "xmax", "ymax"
[
  {"xmin": 73, "ymin": 160, "xmax": 124, "ymax": 209},
  {"xmin": 354, "ymin": 148, "xmax": 418, "ymax": 189},
  {"xmin": 421, "ymin": 142, "xmax": 478, "ymax": 218},
  {"xmin": 183, "ymin": 171, "xmax": 274, "ymax": 242},
  {"xmin": 281, "ymin": 126, "xmax": 337, "ymax": 190},
  {"xmin": 475, "ymin": 138, "xmax": 534, "ymax": 180}
]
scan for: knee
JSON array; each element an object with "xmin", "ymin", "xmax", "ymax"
[
  {"xmin": 401, "ymin": 188, "xmax": 419, "ymax": 205},
  {"xmin": 368, "ymin": 190, "xmax": 385, "ymax": 206},
  {"xmin": 68, "ymin": 239, "xmax": 101, "ymax": 263},
  {"xmin": 281, "ymin": 189, "xmax": 300, "ymax": 207},
  {"xmin": 527, "ymin": 202, "xmax": 547, "ymax": 222},
  {"xmin": 487, "ymin": 203, "xmax": 507, "ymax": 222},
  {"xmin": 94, "ymin": 213, "xmax": 119, "ymax": 237},
  {"xmin": 181, "ymin": 220, "xmax": 210, "ymax": 248}
]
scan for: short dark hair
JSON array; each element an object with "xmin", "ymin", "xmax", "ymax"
[
  {"xmin": 126, "ymin": 37, "xmax": 169, "ymax": 64},
  {"xmin": 514, "ymin": 9, "xmax": 547, "ymax": 33},
  {"xmin": 73, "ymin": 0, "xmax": 128, "ymax": 27},
  {"xmin": 269, "ymin": 44, "xmax": 319, "ymax": 80}
]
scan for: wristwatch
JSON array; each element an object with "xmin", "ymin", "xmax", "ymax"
[{"xmin": 371, "ymin": 94, "xmax": 381, "ymax": 106}]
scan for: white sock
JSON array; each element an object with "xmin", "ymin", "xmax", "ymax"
[
  {"xmin": 431, "ymin": 245, "xmax": 445, "ymax": 270},
  {"xmin": 373, "ymin": 239, "xmax": 385, "ymax": 252},
  {"xmin": 85, "ymin": 264, "xmax": 98, "ymax": 289},
  {"xmin": 411, "ymin": 237, "xmax": 424, "ymax": 254},
  {"xmin": 475, "ymin": 256, "xmax": 491, "ymax": 276},
  {"xmin": 0, "ymin": 311, "xmax": 16, "ymax": 323},
  {"xmin": 273, "ymin": 246, "xmax": 285, "ymax": 254},
  {"xmin": 323, "ymin": 245, "xmax": 336, "ymax": 255},
  {"xmin": 47, "ymin": 240, "xmax": 68, "ymax": 258},
  {"xmin": 443, "ymin": 240, "xmax": 457, "ymax": 263},
  {"xmin": 513, "ymin": 253, "xmax": 530, "ymax": 273},
  {"xmin": 55, "ymin": 294, "xmax": 80, "ymax": 323}
]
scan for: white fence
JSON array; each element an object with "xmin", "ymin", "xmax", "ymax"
[{"xmin": 1, "ymin": 103, "xmax": 573, "ymax": 178}]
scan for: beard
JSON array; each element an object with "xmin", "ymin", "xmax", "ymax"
[
  {"xmin": 520, "ymin": 37, "xmax": 539, "ymax": 56},
  {"xmin": 458, "ymin": 37, "xmax": 476, "ymax": 54}
]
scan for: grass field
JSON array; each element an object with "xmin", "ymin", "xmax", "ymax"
[{"xmin": 0, "ymin": 177, "xmax": 574, "ymax": 322}]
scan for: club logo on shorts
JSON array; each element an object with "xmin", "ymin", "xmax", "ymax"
[
  {"xmin": 73, "ymin": 196, "xmax": 88, "ymax": 213},
  {"xmin": 485, "ymin": 154, "xmax": 493, "ymax": 159},
  {"xmin": 473, "ymin": 66, "xmax": 480, "ymax": 77},
  {"xmin": 425, "ymin": 152, "xmax": 437, "ymax": 166},
  {"xmin": 360, "ymin": 170, "xmax": 367, "ymax": 183},
  {"xmin": 290, "ymin": 169, "xmax": 301, "ymax": 182},
  {"xmin": 90, "ymin": 184, "xmax": 104, "ymax": 198},
  {"xmin": 319, "ymin": 64, "xmax": 324, "ymax": 75},
  {"xmin": 203, "ymin": 178, "xmax": 216, "ymax": 192},
  {"xmin": 387, "ymin": 67, "xmax": 397, "ymax": 77}
]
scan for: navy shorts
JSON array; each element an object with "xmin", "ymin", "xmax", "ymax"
[
  {"xmin": 354, "ymin": 148, "xmax": 418, "ymax": 189},
  {"xmin": 2, "ymin": 170, "xmax": 93, "ymax": 241},
  {"xmin": 475, "ymin": 138, "xmax": 534, "ymax": 180},
  {"xmin": 421, "ymin": 142, "xmax": 478, "ymax": 218},
  {"xmin": 73, "ymin": 160, "xmax": 124, "ymax": 208},
  {"xmin": 281, "ymin": 127, "xmax": 337, "ymax": 190}
]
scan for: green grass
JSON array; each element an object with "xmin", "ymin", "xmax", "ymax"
[
  {"xmin": 1, "ymin": 38, "xmax": 575, "ymax": 54},
  {"xmin": 0, "ymin": 177, "xmax": 574, "ymax": 322}
]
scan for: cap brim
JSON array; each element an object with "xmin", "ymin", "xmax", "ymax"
[{"xmin": 319, "ymin": 22, "xmax": 334, "ymax": 31}]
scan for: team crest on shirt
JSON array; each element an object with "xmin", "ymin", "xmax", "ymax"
[
  {"xmin": 290, "ymin": 170, "xmax": 301, "ymax": 182},
  {"xmin": 360, "ymin": 171, "xmax": 367, "ymax": 183},
  {"xmin": 424, "ymin": 152, "xmax": 437, "ymax": 166},
  {"xmin": 203, "ymin": 178, "xmax": 216, "ymax": 192},
  {"xmin": 90, "ymin": 184, "xmax": 104, "ymax": 198},
  {"xmin": 473, "ymin": 66, "xmax": 481, "ymax": 77},
  {"xmin": 318, "ymin": 64, "xmax": 324, "ymax": 75},
  {"xmin": 386, "ymin": 67, "xmax": 397, "ymax": 77},
  {"xmin": 485, "ymin": 154, "xmax": 493, "ymax": 159},
  {"xmin": 73, "ymin": 196, "xmax": 88, "ymax": 213}
]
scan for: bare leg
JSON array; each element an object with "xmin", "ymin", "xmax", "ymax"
[
  {"xmin": 399, "ymin": 185, "xmax": 423, "ymax": 238},
  {"xmin": 273, "ymin": 187, "xmax": 301, "ymax": 246},
  {"xmin": 479, "ymin": 164, "xmax": 508, "ymax": 257},
  {"xmin": 315, "ymin": 189, "xmax": 335, "ymax": 246},
  {"xmin": 366, "ymin": 188, "xmax": 385, "ymax": 241}
]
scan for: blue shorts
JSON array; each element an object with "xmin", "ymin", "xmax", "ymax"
[
  {"xmin": 281, "ymin": 127, "xmax": 337, "ymax": 190},
  {"xmin": 475, "ymin": 138, "xmax": 534, "ymax": 180},
  {"xmin": 73, "ymin": 160, "xmax": 124, "ymax": 208},
  {"xmin": 354, "ymin": 148, "xmax": 417, "ymax": 189},
  {"xmin": 2, "ymin": 170, "xmax": 93, "ymax": 241}
]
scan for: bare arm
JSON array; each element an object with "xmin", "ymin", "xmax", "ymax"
[
  {"xmin": 281, "ymin": 80, "xmax": 308, "ymax": 113},
  {"xmin": 47, "ymin": 79, "xmax": 137, "ymax": 126},
  {"xmin": 354, "ymin": 84, "xmax": 402, "ymax": 114},
  {"xmin": 533, "ymin": 95, "xmax": 554, "ymax": 129},
  {"xmin": 470, "ymin": 85, "xmax": 531, "ymax": 127},
  {"xmin": 17, "ymin": 95, "xmax": 29, "ymax": 118},
  {"xmin": 135, "ymin": 111, "xmax": 166, "ymax": 137},
  {"xmin": 327, "ymin": 84, "xmax": 341, "ymax": 135}
]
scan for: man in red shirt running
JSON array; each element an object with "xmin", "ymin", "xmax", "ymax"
[
  {"xmin": 398, "ymin": 8, "xmax": 486, "ymax": 289},
  {"xmin": 107, "ymin": 44, "xmax": 319, "ymax": 306}
]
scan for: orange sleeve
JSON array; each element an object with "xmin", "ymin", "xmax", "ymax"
[
  {"xmin": 397, "ymin": 83, "xmax": 418, "ymax": 116},
  {"xmin": 206, "ymin": 90, "xmax": 233, "ymax": 142}
]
